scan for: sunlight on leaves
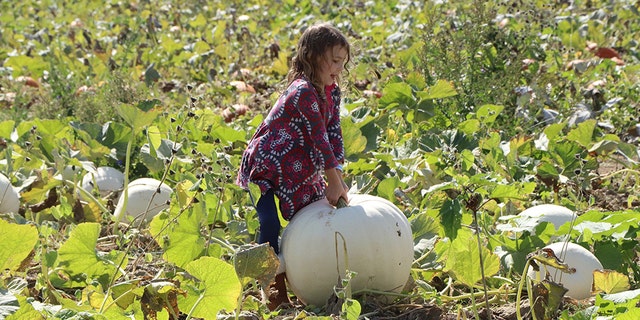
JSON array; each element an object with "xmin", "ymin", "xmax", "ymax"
[
  {"xmin": 593, "ymin": 270, "xmax": 630, "ymax": 294},
  {"xmin": 443, "ymin": 230, "xmax": 500, "ymax": 288},
  {"xmin": 567, "ymin": 119, "xmax": 596, "ymax": 147},
  {"xmin": 0, "ymin": 220, "xmax": 38, "ymax": 271},
  {"xmin": 150, "ymin": 207, "xmax": 206, "ymax": 268},
  {"xmin": 53, "ymin": 223, "xmax": 126, "ymax": 288},
  {"xmin": 180, "ymin": 257, "xmax": 242, "ymax": 320},
  {"xmin": 419, "ymin": 80, "xmax": 457, "ymax": 100},
  {"xmin": 341, "ymin": 118, "xmax": 367, "ymax": 158},
  {"xmin": 116, "ymin": 100, "xmax": 161, "ymax": 134}
]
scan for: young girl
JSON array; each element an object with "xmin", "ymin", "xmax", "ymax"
[{"xmin": 236, "ymin": 22, "xmax": 351, "ymax": 308}]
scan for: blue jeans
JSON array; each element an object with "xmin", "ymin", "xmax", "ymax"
[{"xmin": 256, "ymin": 190, "xmax": 281, "ymax": 254}]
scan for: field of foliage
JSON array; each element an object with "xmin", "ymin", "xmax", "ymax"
[{"xmin": 1, "ymin": 0, "xmax": 639, "ymax": 319}]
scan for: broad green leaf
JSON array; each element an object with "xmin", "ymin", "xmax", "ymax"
[
  {"xmin": 341, "ymin": 298, "xmax": 362, "ymax": 320},
  {"xmin": 150, "ymin": 194, "xmax": 205, "ymax": 268},
  {"xmin": 111, "ymin": 280, "xmax": 144, "ymax": 309},
  {"xmin": 440, "ymin": 199, "xmax": 462, "ymax": 240},
  {"xmin": 180, "ymin": 257, "xmax": 242, "ymax": 319},
  {"xmin": 543, "ymin": 123, "xmax": 566, "ymax": 140},
  {"xmin": 5, "ymin": 55, "xmax": 47, "ymax": 77},
  {"xmin": 233, "ymin": 243, "xmax": 279, "ymax": 286},
  {"xmin": 116, "ymin": 101, "xmax": 161, "ymax": 133},
  {"xmin": 490, "ymin": 182, "xmax": 535, "ymax": 201},
  {"xmin": 458, "ymin": 119, "xmax": 480, "ymax": 135},
  {"xmin": 376, "ymin": 177, "xmax": 401, "ymax": 202},
  {"xmin": 476, "ymin": 104, "xmax": 503, "ymax": 126},
  {"xmin": 211, "ymin": 125, "xmax": 245, "ymax": 143},
  {"xmin": 189, "ymin": 14, "xmax": 207, "ymax": 28},
  {"xmin": 567, "ymin": 119, "xmax": 596, "ymax": 147},
  {"xmin": 53, "ymin": 223, "xmax": 126, "ymax": 288},
  {"xmin": 379, "ymin": 82, "xmax": 414, "ymax": 108},
  {"xmin": 444, "ymin": 231, "xmax": 500, "ymax": 287},
  {"xmin": 419, "ymin": 79, "xmax": 457, "ymax": 99},
  {"xmin": 0, "ymin": 120, "xmax": 15, "ymax": 139},
  {"xmin": 146, "ymin": 125, "xmax": 162, "ymax": 158},
  {"xmin": 593, "ymin": 270, "xmax": 630, "ymax": 294},
  {"xmin": 341, "ymin": 118, "xmax": 367, "ymax": 158},
  {"xmin": 271, "ymin": 49, "xmax": 289, "ymax": 76},
  {"xmin": 159, "ymin": 34, "xmax": 183, "ymax": 53},
  {"xmin": 0, "ymin": 220, "xmax": 38, "ymax": 271}
]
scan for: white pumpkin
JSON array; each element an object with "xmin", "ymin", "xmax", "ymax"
[
  {"xmin": 527, "ymin": 242, "xmax": 603, "ymax": 300},
  {"xmin": 280, "ymin": 194, "xmax": 414, "ymax": 306},
  {"xmin": 113, "ymin": 178, "xmax": 172, "ymax": 223},
  {"xmin": 81, "ymin": 166, "xmax": 125, "ymax": 198},
  {"xmin": 0, "ymin": 172, "xmax": 20, "ymax": 214},
  {"xmin": 519, "ymin": 204, "xmax": 577, "ymax": 230}
]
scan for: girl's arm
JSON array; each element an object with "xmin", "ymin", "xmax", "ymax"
[{"xmin": 325, "ymin": 167, "xmax": 349, "ymax": 206}]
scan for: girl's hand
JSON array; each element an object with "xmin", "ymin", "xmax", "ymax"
[{"xmin": 325, "ymin": 168, "xmax": 348, "ymax": 206}]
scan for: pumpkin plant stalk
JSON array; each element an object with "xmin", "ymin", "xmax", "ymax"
[{"xmin": 469, "ymin": 195, "xmax": 492, "ymax": 320}]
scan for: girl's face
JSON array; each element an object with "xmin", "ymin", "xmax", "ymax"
[{"xmin": 318, "ymin": 45, "xmax": 347, "ymax": 87}]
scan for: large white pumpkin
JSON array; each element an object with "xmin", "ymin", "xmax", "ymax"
[
  {"xmin": 113, "ymin": 178, "xmax": 172, "ymax": 223},
  {"xmin": 0, "ymin": 172, "xmax": 20, "ymax": 214},
  {"xmin": 81, "ymin": 166, "xmax": 125, "ymax": 198},
  {"xmin": 280, "ymin": 194, "xmax": 414, "ymax": 306},
  {"xmin": 519, "ymin": 204, "xmax": 577, "ymax": 229},
  {"xmin": 527, "ymin": 242, "xmax": 603, "ymax": 300}
]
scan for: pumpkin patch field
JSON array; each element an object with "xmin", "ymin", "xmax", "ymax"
[{"xmin": 1, "ymin": 0, "xmax": 639, "ymax": 319}]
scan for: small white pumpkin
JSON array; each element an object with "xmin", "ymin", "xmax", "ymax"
[
  {"xmin": 0, "ymin": 172, "xmax": 20, "ymax": 214},
  {"xmin": 527, "ymin": 242, "xmax": 603, "ymax": 300},
  {"xmin": 81, "ymin": 166, "xmax": 125, "ymax": 198},
  {"xmin": 280, "ymin": 194, "xmax": 414, "ymax": 306},
  {"xmin": 519, "ymin": 204, "xmax": 577, "ymax": 230},
  {"xmin": 113, "ymin": 178, "xmax": 172, "ymax": 223}
]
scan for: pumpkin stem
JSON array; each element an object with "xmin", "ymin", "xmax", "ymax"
[{"xmin": 336, "ymin": 197, "xmax": 349, "ymax": 208}]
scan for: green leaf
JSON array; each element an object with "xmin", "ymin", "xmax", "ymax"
[
  {"xmin": 490, "ymin": 182, "xmax": 535, "ymax": 201},
  {"xmin": 0, "ymin": 220, "xmax": 38, "ymax": 271},
  {"xmin": 444, "ymin": 230, "xmax": 500, "ymax": 288},
  {"xmin": 458, "ymin": 119, "xmax": 480, "ymax": 135},
  {"xmin": 440, "ymin": 199, "xmax": 462, "ymax": 240},
  {"xmin": 567, "ymin": 119, "xmax": 596, "ymax": 146},
  {"xmin": 379, "ymin": 82, "xmax": 414, "ymax": 108},
  {"xmin": 146, "ymin": 125, "xmax": 162, "ymax": 158},
  {"xmin": 543, "ymin": 123, "xmax": 566, "ymax": 140},
  {"xmin": 0, "ymin": 120, "xmax": 15, "ymax": 139},
  {"xmin": 476, "ymin": 104, "xmax": 503, "ymax": 126},
  {"xmin": 53, "ymin": 223, "xmax": 126, "ymax": 288},
  {"xmin": 418, "ymin": 79, "xmax": 457, "ymax": 99},
  {"xmin": 233, "ymin": 243, "xmax": 279, "ymax": 286},
  {"xmin": 180, "ymin": 257, "xmax": 242, "ymax": 319},
  {"xmin": 149, "ymin": 196, "xmax": 206, "ymax": 268},
  {"xmin": 593, "ymin": 270, "xmax": 630, "ymax": 294},
  {"xmin": 341, "ymin": 118, "xmax": 367, "ymax": 158},
  {"xmin": 116, "ymin": 101, "xmax": 161, "ymax": 133},
  {"xmin": 5, "ymin": 55, "xmax": 47, "ymax": 77},
  {"xmin": 341, "ymin": 298, "xmax": 362, "ymax": 320},
  {"xmin": 376, "ymin": 177, "xmax": 402, "ymax": 202}
]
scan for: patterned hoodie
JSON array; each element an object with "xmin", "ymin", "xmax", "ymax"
[{"xmin": 236, "ymin": 76, "xmax": 344, "ymax": 219}]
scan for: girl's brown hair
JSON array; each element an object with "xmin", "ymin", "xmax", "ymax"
[{"xmin": 287, "ymin": 23, "xmax": 351, "ymax": 97}]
